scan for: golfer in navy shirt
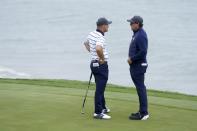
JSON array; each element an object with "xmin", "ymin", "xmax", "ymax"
[{"xmin": 127, "ymin": 16, "xmax": 149, "ymax": 120}]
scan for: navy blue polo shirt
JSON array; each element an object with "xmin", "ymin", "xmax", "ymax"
[{"xmin": 129, "ymin": 28, "xmax": 148, "ymax": 64}]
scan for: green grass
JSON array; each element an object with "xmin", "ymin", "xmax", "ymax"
[{"xmin": 0, "ymin": 79, "xmax": 197, "ymax": 131}]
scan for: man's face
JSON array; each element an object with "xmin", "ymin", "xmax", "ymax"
[
  {"xmin": 130, "ymin": 22, "xmax": 139, "ymax": 31},
  {"xmin": 102, "ymin": 24, "xmax": 109, "ymax": 32}
]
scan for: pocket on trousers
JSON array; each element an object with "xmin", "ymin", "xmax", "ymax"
[
  {"xmin": 90, "ymin": 63, "xmax": 99, "ymax": 74},
  {"xmin": 130, "ymin": 64, "xmax": 147, "ymax": 75},
  {"xmin": 99, "ymin": 63, "xmax": 108, "ymax": 72}
]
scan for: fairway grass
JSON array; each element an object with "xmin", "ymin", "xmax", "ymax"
[{"xmin": 0, "ymin": 79, "xmax": 197, "ymax": 131}]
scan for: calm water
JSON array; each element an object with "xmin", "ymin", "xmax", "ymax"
[{"xmin": 0, "ymin": 0, "xmax": 197, "ymax": 95}]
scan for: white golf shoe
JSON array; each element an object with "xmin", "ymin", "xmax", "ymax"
[
  {"xmin": 93, "ymin": 113, "xmax": 111, "ymax": 120},
  {"xmin": 102, "ymin": 108, "xmax": 110, "ymax": 114}
]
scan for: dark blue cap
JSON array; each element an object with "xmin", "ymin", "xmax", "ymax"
[
  {"xmin": 127, "ymin": 16, "xmax": 143, "ymax": 24},
  {"xmin": 96, "ymin": 17, "xmax": 112, "ymax": 26}
]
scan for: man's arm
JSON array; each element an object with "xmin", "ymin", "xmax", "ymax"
[
  {"xmin": 96, "ymin": 44, "xmax": 105, "ymax": 64},
  {"xmin": 84, "ymin": 40, "xmax": 90, "ymax": 52},
  {"xmin": 130, "ymin": 36, "xmax": 147, "ymax": 62}
]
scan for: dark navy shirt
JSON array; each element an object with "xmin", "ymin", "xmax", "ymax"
[{"xmin": 129, "ymin": 28, "xmax": 148, "ymax": 64}]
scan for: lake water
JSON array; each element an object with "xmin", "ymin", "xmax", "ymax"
[{"xmin": 0, "ymin": 0, "xmax": 197, "ymax": 95}]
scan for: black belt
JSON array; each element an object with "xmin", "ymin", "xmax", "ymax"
[{"xmin": 91, "ymin": 60, "xmax": 108, "ymax": 64}]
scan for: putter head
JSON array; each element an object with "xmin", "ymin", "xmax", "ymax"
[{"xmin": 81, "ymin": 108, "xmax": 85, "ymax": 114}]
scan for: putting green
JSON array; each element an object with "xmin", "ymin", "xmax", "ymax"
[{"xmin": 0, "ymin": 79, "xmax": 197, "ymax": 131}]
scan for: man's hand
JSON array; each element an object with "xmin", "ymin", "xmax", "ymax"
[
  {"xmin": 127, "ymin": 57, "xmax": 132, "ymax": 65},
  {"xmin": 99, "ymin": 59, "xmax": 105, "ymax": 64}
]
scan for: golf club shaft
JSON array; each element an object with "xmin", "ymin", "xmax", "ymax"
[{"xmin": 81, "ymin": 72, "xmax": 93, "ymax": 113}]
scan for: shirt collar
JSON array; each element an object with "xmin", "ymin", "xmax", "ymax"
[
  {"xmin": 96, "ymin": 29, "xmax": 104, "ymax": 36},
  {"xmin": 133, "ymin": 28, "xmax": 142, "ymax": 34}
]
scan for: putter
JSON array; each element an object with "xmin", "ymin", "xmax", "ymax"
[{"xmin": 81, "ymin": 72, "xmax": 93, "ymax": 114}]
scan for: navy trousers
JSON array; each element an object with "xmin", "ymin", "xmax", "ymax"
[
  {"xmin": 90, "ymin": 61, "xmax": 108, "ymax": 114},
  {"xmin": 130, "ymin": 63, "xmax": 148, "ymax": 115}
]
